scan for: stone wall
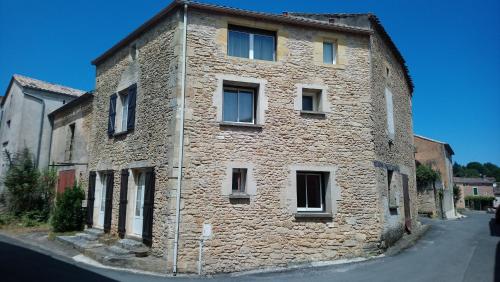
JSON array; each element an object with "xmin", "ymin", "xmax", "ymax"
[
  {"xmin": 50, "ymin": 96, "xmax": 93, "ymax": 190},
  {"xmin": 88, "ymin": 8, "xmax": 183, "ymax": 259},
  {"xmin": 175, "ymin": 11, "xmax": 385, "ymax": 273},
  {"xmin": 369, "ymin": 30, "xmax": 417, "ymax": 243},
  {"xmin": 417, "ymin": 188, "xmax": 438, "ymax": 216}
]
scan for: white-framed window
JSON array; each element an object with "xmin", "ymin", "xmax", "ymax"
[
  {"xmin": 228, "ymin": 25, "xmax": 276, "ymax": 61},
  {"xmin": 323, "ymin": 41, "xmax": 337, "ymax": 64},
  {"xmin": 223, "ymin": 86, "xmax": 255, "ymax": 124},
  {"xmin": 118, "ymin": 92, "xmax": 129, "ymax": 132},
  {"xmin": 232, "ymin": 168, "xmax": 247, "ymax": 193},
  {"xmin": 302, "ymin": 89, "xmax": 321, "ymax": 112},
  {"xmin": 297, "ymin": 172, "xmax": 324, "ymax": 212},
  {"xmin": 473, "ymin": 187, "xmax": 478, "ymax": 195},
  {"xmin": 385, "ymin": 87, "xmax": 395, "ymax": 139}
]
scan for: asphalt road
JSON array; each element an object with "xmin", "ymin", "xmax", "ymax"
[{"xmin": 0, "ymin": 212, "xmax": 498, "ymax": 282}]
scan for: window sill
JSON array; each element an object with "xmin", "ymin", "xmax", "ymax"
[
  {"xmin": 227, "ymin": 55, "xmax": 279, "ymax": 65},
  {"xmin": 319, "ymin": 63, "xmax": 346, "ymax": 70},
  {"xmin": 294, "ymin": 212, "xmax": 332, "ymax": 219},
  {"xmin": 300, "ymin": 110, "xmax": 326, "ymax": 117},
  {"xmin": 229, "ymin": 193, "xmax": 251, "ymax": 199},
  {"xmin": 219, "ymin": 122, "xmax": 263, "ymax": 129},
  {"xmin": 113, "ymin": 131, "xmax": 129, "ymax": 137}
]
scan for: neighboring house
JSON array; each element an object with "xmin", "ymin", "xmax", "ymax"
[
  {"xmin": 414, "ymin": 135, "xmax": 455, "ymax": 219},
  {"xmin": 454, "ymin": 177, "xmax": 495, "ymax": 210},
  {"xmin": 48, "ymin": 93, "xmax": 93, "ymax": 195},
  {"xmin": 493, "ymin": 183, "xmax": 500, "ymax": 208},
  {"xmin": 86, "ymin": 1, "xmax": 417, "ymax": 274},
  {"xmin": 0, "ymin": 74, "xmax": 85, "ymax": 194}
]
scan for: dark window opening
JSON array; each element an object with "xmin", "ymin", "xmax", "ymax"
[
  {"xmin": 232, "ymin": 168, "xmax": 247, "ymax": 193},
  {"xmin": 297, "ymin": 172, "xmax": 325, "ymax": 212},
  {"xmin": 68, "ymin": 123, "xmax": 75, "ymax": 160}
]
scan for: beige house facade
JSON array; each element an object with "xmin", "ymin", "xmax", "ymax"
[
  {"xmin": 414, "ymin": 135, "xmax": 455, "ymax": 218},
  {"xmin": 48, "ymin": 93, "xmax": 93, "ymax": 194},
  {"xmin": 454, "ymin": 177, "xmax": 495, "ymax": 209},
  {"xmin": 86, "ymin": 1, "xmax": 417, "ymax": 274}
]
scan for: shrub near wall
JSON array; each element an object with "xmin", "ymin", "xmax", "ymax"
[
  {"xmin": 51, "ymin": 184, "xmax": 85, "ymax": 232},
  {"xmin": 464, "ymin": 195, "xmax": 495, "ymax": 210}
]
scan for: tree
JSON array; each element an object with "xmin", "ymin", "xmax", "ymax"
[
  {"xmin": 3, "ymin": 148, "xmax": 40, "ymax": 216},
  {"xmin": 416, "ymin": 164, "xmax": 440, "ymax": 190},
  {"xmin": 466, "ymin": 162, "xmax": 485, "ymax": 175},
  {"xmin": 51, "ymin": 183, "xmax": 85, "ymax": 232}
]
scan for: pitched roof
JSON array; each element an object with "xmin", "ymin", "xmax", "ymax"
[
  {"xmin": 12, "ymin": 74, "xmax": 86, "ymax": 97},
  {"xmin": 285, "ymin": 13, "xmax": 413, "ymax": 94},
  {"xmin": 414, "ymin": 134, "xmax": 454, "ymax": 155},
  {"xmin": 2, "ymin": 75, "xmax": 86, "ymax": 107},
  {"xmin": 91, "ymin": 0, "xmax": 372, "ymax": 65},
  {"xmin": 454, "ymin": 177, "xmax": 496, "ymax": 185}
]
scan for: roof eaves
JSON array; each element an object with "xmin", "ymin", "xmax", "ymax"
[
  {"xmin": 91, "ymin": 0, "xmax": 372, "ymax": 66},
  {"xmin": 48, "ymin": 92, "xmax": 94, "ymax": 118},
  {"xmin": 368, "ymin": 14, "xmax": 414, "ymax": 94}
]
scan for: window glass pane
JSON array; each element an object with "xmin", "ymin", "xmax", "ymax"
[
  {"xmin": 100, "ymin": 175, "xmax": 107, "ymax": 212},
  {"xmin": 302, "ymin": 96, "xmax": 313, "ymax": 111},
  {"xmin": 323, "ymin": 42, "xmax": 333, "ymax": 64},
  {"xmin": 238, "ymin": 90, "xmax": 254, "ymax": 123},
  {"xmin": 254, "ymin": 34, "xmax": 274, "ymax": 61},
  {"xmin": 232, "ymin": 170, "xmax": 240, "ymax": 191},
  {"xmin": 121, "ymin": 94, "xmax": 128, "ymax": 130},
  {"xmin": 297, "ymin": 174, "xmax": 307, "ymax": 208},
  {"xmin": 136, "ymin": 173, "xmax": 144, "ymax": 216},
  {"xmin": 307, "ymin": 175, "xmax": 322, "ymax": 208},
  {"xmin": 228, "ymin": 30, "xmax": 249, "ymax": 58},
  {"xmin": 223, "ymin": 90, "xmax": 238, "ymax": 122}
]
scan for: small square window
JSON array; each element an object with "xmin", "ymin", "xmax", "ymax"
[
  {"xmin": 223, "ymin": 86, "xmax": 256, "ymax": 124},
  {"xmin": 323, "ymin": 41, "xmax": 337, "ymax": 64},
  {"xmin": 232, "ymin": 168, "xmax": 247, "ymax": 193},
  {"xmin": 297, "ymin": 172, "xmax": 324, "ymax": 212},
  {"xmin": 302, "ymin": 89, "xmax": 321, "ymax": 112}
]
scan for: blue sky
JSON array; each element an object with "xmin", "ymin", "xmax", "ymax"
[{"xmin": 1, "ymin": 0, "xmax": 499, "ymax": 165}]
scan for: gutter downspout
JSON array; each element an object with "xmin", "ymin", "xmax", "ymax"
[
  {"xmin": 48, "ymin": 115, "xmax": 54, "ymax": 167},
  {"xmin": 173, "ymin": 3, "xmax": 188, "ymax": 275},
  {"xmin": 24, "ymin": 93, "xmax": 45, "ymax": 168}
]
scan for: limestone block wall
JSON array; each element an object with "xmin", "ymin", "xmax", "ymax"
[
  {"xmin": 88, "ymin": 10, "xmax": 182, "ymax": 258},
  {"xmin": 369, "ymin": 31, "xmax": 417, "ymax": 243},
  {"xmin": 175, "ymin": 11, "xmax": 382, "ymax": 273}
]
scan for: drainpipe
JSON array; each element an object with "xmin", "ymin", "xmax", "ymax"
[
  {"xmin": 173, "ymin": 3, "xmax": 188, "ymax": 275},
  {"xmin": 47, "ymin": 115, "xmax": 54, "ymax": 167},
  {"xmin": 24, "ymin": 93, "xmax": 45, "ymax": 168}
]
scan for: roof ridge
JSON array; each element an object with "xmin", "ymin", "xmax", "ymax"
[{"xmin": 13, "ymin": 74, "xmax": 86, "ymax": 96}]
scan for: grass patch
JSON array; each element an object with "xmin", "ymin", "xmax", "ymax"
[{"xmin": 0, "ymin": 212, "xmax": 50, "ymax": 234}]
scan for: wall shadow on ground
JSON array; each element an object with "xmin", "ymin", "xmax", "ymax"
[{"xmin": 490, "ymin": 218, "xmax": 500, "ymax": 281}]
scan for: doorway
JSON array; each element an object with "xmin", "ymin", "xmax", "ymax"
[{"xmin": 132, "ymin": 172, "xmax": 145, "ymax": 236}]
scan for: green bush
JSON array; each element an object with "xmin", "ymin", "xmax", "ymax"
[
  {"xmin": 51, "ymin": 184, "xmax": 85, "ymax": 232},
  {"xmin": 4, "ymin": 148, "xmax": 40, "ymax": 216},
  {"xmin": 464, "ymin": 195, "xmax": 495, "ymax": 202},
  {"xmin": 0, "ymin": 212, "xmax": 15, "ymax": 226},
  {"xmin": 416, "ymin": 164, "xmax": 440, "ymax": 191}
]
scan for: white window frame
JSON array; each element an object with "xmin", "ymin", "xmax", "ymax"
[
  {"xmin": 323, "ymin": 41, "xmax": 337, "ymax": 65},
  {"xmin": 385, "ymin": 87, "xmax": 395, "ymax": 139},
  {"xmin": 115, "ymin": 90, "xmax": 129, "ymax": 133},
  {"xmin": 297, "ymin": 172, "xmax": 324, "ymax": 212},
  {"xmin": 228, "ymin": 29, "xmax": 276, "ymax": 61},
  {"xmin": 222, "ymin": 86, "xmax": 256, "ymax": 124}
]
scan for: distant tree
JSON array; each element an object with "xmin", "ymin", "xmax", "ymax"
[
  {"xmin": 453, "ymin": 162, "xmax": 465, "ymax": 177},
  {"xmin": 466, "ymin": 162, "xmax": 485, "ymax": 175}
]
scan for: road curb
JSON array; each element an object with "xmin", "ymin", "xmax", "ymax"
[{"xmin": 384, "ymin": 224, "xmax": 431, "ymax": 256}]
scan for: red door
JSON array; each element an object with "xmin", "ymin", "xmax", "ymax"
[{"xmin": 57, "ymin": 170, "xmax": 76, "ymax": 194}]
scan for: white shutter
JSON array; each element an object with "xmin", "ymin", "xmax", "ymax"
[{"xmin": 385, "ymin": 87, "xmax": 395, "ymax": 139}]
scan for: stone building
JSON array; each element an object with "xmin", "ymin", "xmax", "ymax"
[
  {"xmin": 86, "ymin": 0, "xmax": 417, "ymax": 274},
  {"xmin": 414, "ymin": 134, "xmax": 455, "ymax": 218},
  {"xmin": 48, "ymin": 93, "xmax": 93, "ymax": 194},
  {"xmin": 0, "ymin": 74, "xmax": 85, "ymax": 194},
  {"xmin": 454, "ymin": 177, "xmax": 495, "ymax": 210}
]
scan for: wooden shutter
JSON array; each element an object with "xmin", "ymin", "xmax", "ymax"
[
  {"xmin": 57, "ymin": 170, "xmax": 76, "ymax": 194},
  {"xmin": 118, "ymin": 169, "xmax": 129, "ymax": 238},
  {"xmin": 127, "ymin": 84, "xmax": 136, "ymax": 131},
  {"xmin": 86, "ymin": 171, "xmax": 96, "ymax": 228},
  {"xmin": 108, "ymin": 94, "xmax": 117, "ymax": 137},
  {"xmin": 402, "ymin": 174, "xmax": 412, "ymax": 233},
  {"xmin": 142, "ymin": 167, "xmax": 155, "ymax": 246},
  {"xmin": 103, "ymin": 170, "xmax": 114, "ymax": 233}
]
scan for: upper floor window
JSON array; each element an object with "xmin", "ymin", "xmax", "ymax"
[
  {"xmin": 108, "ymin": 84, "xmax": 136, "ymax": 137},
  {"xmin": 473, "ymin": 187, "xmax": 478, "ymax": 195},
  {"xmin": 228, "ymin": 25, "xmax": 276, "ymax": 61},
  {"xmin": 323, "ymin": 41, "xmax": 337, "ymax": 64},
  {"xmin": 232, "ymin": 168, "xmax": 247, "ymax": 193},
  {"xmin": 302, "ymin": 89, "xmax": 321, "ymax": 112},
  {"xmin": 223, "ymin": 86, "xmax": 255, "ymax": 124}
]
